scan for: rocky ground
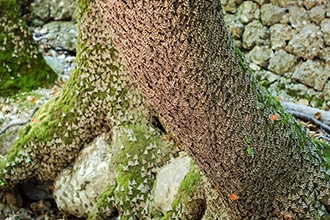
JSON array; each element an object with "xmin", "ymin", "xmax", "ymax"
[
  {"xmin": 0, "ymin": 25, "xmax": 82, "ymax": 219},
  {"xmin": 0, "ymin": 23, "xmax": 75, "ymax": 155}
]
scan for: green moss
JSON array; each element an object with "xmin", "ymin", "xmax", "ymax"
[
  {"xmin": 78, "ymin": 0, "xmax": 94, "ymax": 18},
  {"xmin": 234, "ymin": 46, "xmax": 247, "ymax": 74},
  {"xmin": 88, "ymin": 184, "xmax": 117, "ymax": 219},
  {"xmin": 0, "ymin": 0, "xmax": 57, "ymax": 97},
  {"xmin": 0, "ymin": 0, "xmax": 19, "ymax": 18},
  {"xmin": 91, "ymin": 120, "xmax": 175, "ymax": 219},
  {"xmin": 312, "ymin": 139, "xmax": 330, "ymax": 170},
  {"xmin": 162, "ymin": 162, "xmax": 203, "ymax": 219}
]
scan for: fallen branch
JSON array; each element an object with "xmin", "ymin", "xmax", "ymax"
[
  {"xmin": 285, "ymin": 109, "xmax": 330, "ymax": 135},
  {"xmin": 281, "ymin": 101, "xmax": 330, "ymax": 125},
  {"xmin": 0, "ymin": 105, "xmax": 40, "ymax": 135}
]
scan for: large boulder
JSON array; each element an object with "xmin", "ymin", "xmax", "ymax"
[{"xmin": 30, "ymin": 0, "xmax": 78, "ymax": 24}]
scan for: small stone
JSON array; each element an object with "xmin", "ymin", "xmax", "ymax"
[
  {"xmin": 288, "ymin": 6, "xmax": 309, "ymax": 28},
  {"xmin": 245, "ymin": 45, "xmax": 273, "ymax": 68},
  {"xmin": 242, "ymin": 20, "xmax": 270, "ymax": 50},
  {"xmin": 309, "ymin": 5, "xmax": 326, "ymax": 24},
  {"xmin": 44, "ymin": 56, "xmax": 64, "ymax": 74},
  {"xmin": 221, "ymin": 0, "xmax": 237, "ymax": 13},
  {"xmin": 268, "ymin": 49, "xmax": 297, "ymax": 75},
  {"xmin": 292, "ymin": 60, "xmax": 330, "ymax": 91},
  {"xmin": 286, "ymin": 23, "xmax": 324, "ymax": 60},
  {"xmin": 321, "ymin": 19, "xmax": 330, "ymax": 46},
  {"xmin": 269, "ymin": 24, "xmax": 297, "ymax": 50},
  {"xmin": 261, "ymin": 4, "xmax": 288, "ymax": 26},
  {"xmin": 238, "ymin": 1, "xmax": 260, "ymax": 24},
  {"xmin": 303, "ymin": 0, "xmax": 327, "ymax": 10}
]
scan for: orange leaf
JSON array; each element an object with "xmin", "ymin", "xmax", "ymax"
[
  {"xmin": 29, "ymin": 97, "xmax": 37, "ymax": 103},
  {"xmin": 284, "ymin": 213, "xmax": 294, "ymax": 219},
  {"xmin": 269, "ymin": 114, "xmax": 278, "ymax": 121},
  {"xmin": 30, "ymin": 118, "xmax": 38, "ymax": 123},
  {"xmin": 50, "ymin": 87, "xmax": 59, "ymax": 96},
  {"xmin": 229, "ymin": 193, "xmax": 238, "ymax": 201}
]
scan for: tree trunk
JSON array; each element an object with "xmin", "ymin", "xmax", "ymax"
[
  {"xmin": 0, "ymin": 1, "xmax": 186, "ymax": 219},
  {"xmin": 1, "ymin": 0, "xmax": 330, "ymax": 219},
  {"xmin": 100, "ymin": 0, "xmax": 330, "ymax": 218},
  {"xmin": 0, "ymin": 0, "xmax": 57, "ymax": 96}
]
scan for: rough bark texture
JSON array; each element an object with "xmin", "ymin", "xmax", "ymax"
[
  {"xmin": 100, "ymin": 0, "xmax": 330, "ymax": 218},
  {"xmin": 0, "ymin": 1, "xmax": 199, "ymax": 219}
]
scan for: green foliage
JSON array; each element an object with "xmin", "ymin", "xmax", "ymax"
[
  {"xmin": 234, "ymin": 46, "xmax": 247, "ymax": 74},
  {"xmin": 0, "ymin": 0, "xmax": 57, "ymax": 97},
  {"xmin": 77, "ymin": 0, "xmax": 94, "ymax": 17},
  {"xmin": 312, "ymin": 139, "xmax": 330, "ymax": 171},
  {"xmin": 90, "ymin": 121, "xmax": 175, "ymax": 219},
  {"xmin": 0, "ymin": 0, "xmax": 18, "ymax": 17}
]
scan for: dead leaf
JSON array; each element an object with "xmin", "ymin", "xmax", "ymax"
[
  {"xmin": 313, "ymin": 111, "xmax": 321, "ymax": 120},
  {"xmin": 50, "ymin": 87, "xmax": 59, "ymax": 96},
  {"xmin": 30, "ymin": 118, "xmax": 38, "ymax": 123},
  {"xmin": 29, "ymin": 97, "xmax": 37, "ymax": 103},
  {"xmin": 297, "ymin": 98, "xmax": 309, "ymax": 106}
]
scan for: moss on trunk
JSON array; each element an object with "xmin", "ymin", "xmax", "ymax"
[
  {"xmin": 0, "ymin": 0, "xmax": 57, "ymax": 97},
  {"xmin": 1, "ymin": 0, "xmax": 330, "ymax": 219}
]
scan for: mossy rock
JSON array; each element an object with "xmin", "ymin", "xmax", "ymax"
[{"xmin": 0, "ymin": 0, "xmax": 57, "ymax": 97}]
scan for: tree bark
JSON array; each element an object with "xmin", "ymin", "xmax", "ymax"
[
  {"xmin": 0, "ymin": 2, "xmax": 187, "ymax": 219},
  {"xmin": 100, "ymin": 0, "xmax": 330, "ymax": 218},
  {"xmin": 1, "ymin": 0, "xmax": 330, "ymax": 219}
]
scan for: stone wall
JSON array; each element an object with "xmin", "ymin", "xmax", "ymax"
[
  {"xmin": 23, "ymin": 0, "xmax": 330, "ymax": 106},
  {"xmin": 222, "ymin": 0, "xmax": 330, "ymax": 107}
]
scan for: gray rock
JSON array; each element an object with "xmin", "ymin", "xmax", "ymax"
[
  {"xmin": 268, "ymin": 49, "xmax": 296, "ymax": 75},
  {"xmin": 245, "ymin": 45, "xmax": 273, "ymax": 68},
  {"xmin": 256, "ymin": 69, "xmax": 281, "ymax": 83},
  {"xmin": 288, "ymin": 6, "xmax": 309, "ymax": 28},
  {"xmin": 286, "ymin": 23, "xmax": 324, "ymax": 60},
  {"xmin": 44, "ymin": 56, "xmax": 64, "ymax": 74},
  {"xmin": 292, "ymin": 60, "xmax": 330, "ymax": 91},
  {"xmin": 153, "ymin": 157, "xmax": 191, "ymax": 214},
  {"xmin": 319, "ymin": 47, "xmax": 330, "ymax": 62},
  {"xmin": 321, "ymin": 19, "xmax": 330, "ymax": 46},
  {"xmin": 31, "ymin": 0, "xmax": 78, "ymax": 22},
  {"xmin": 238, "ymin": 1, "xmax": 260, "ymax": 24},
  {"xmin": 322, "ymin": 80, "xmax": 330, "ymax": 101},
  {"xmin": 42, "ymin": 21, "xmax": 78, "ymax": 52},
  {"xmin": 261, "ymin": 4, "xmax": 288, "ymax": 26},
  {"xmin": 221, "ymin": 0, "xmax": 237, "ymax": 13},
  {"xmin": 270, "ymin": 24, "xmax": 297, "ymax": 49},
  {"xmin": 53, "ymin": 134, "xmax": 116, "ymax": 218},
  {"xmin": 267, "ymin": 78, "xmax": 291, "ymax": 99},
  {"xmin": 270, "ymin": 0, "xmax": 303, "ymax": 7},
  {"xmin": 285, "ymin": 82, "xmax": 312, "ymax": 97},
  {"xmin": 242, "ymin": 20, "xmax": 270, "ymax": 49},
  {"xmin": 224, "ymin": 14, "xmax": 245, "ymax": 40},
  {"xmin": 309, "ymin": 5, "xmax": 326, "ymax": 24},
  {"xmin": 327, "ymin": 10, "xmax": 330, "ymax": 18},
  {"xmin": 253, "ymin": 0, "xmax": 270, "ymax": 5},
  {"xmin": 269, "ymin": 77, "xmax": 316, "ymax": 100},
  {"xmin": 304, "ymin": 0, "xmax": 327, "ymax": 10}
]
